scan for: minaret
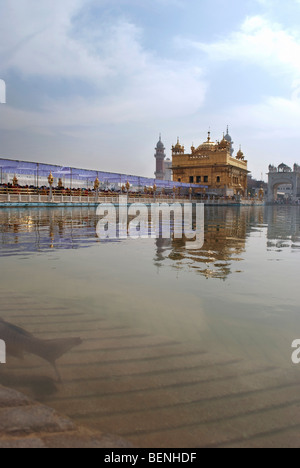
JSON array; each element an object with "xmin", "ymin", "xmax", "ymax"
[
  {"xmin": 224, "ymin": 126, "xmax": 234, "ymax": 156},
  {"xmin": 154, "ymin": 134, "xmax": 166, "ymax": 180}
]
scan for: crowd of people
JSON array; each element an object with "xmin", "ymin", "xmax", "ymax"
[{"xmin": 0, "ymin": 182, "xmax": 248, "ymax": 201}]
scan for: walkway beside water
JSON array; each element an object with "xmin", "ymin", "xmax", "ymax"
[{"xmin": 0, "ymin": 193, "xmax": 263, "ymax": 207}]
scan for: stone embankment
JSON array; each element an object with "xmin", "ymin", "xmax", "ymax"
[{"xmin": 0, "ymin": 385, "xmax": 132, "ymax": 448}]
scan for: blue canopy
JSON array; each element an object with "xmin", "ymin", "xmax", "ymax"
[{"xmin": 0, "ymin": 157, "xmax": 207, "ymax": 190}]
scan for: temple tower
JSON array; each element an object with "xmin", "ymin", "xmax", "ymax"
[
  {"xmin": 224, "ymin": 126, "xmax": 234, "ymax": 157},
  {"xmin": 154, "ymin": 134, "xmax": 166, "ymax": 180}
]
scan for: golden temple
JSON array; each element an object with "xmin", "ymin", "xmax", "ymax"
[{"xmin": 172, "ymin": 129, "xmax": 249, "ymax": 196}]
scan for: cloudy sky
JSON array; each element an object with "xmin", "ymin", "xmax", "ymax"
[{"xmin": 1, "ymin": 0, "xmax": 300, "ymax": 180}]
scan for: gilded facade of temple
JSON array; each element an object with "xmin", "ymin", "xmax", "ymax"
[{"xmin": 172, "ymin": 130, "xmax": 249, "ymax": 196}]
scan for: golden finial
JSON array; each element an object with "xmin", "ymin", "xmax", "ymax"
[
  {"xmin": 12, "ymin": 174, "xmax": 18, "ymax": 186},
  {"xmin": 94, "ymin": 177, "xmax": 100, "ymax": 190},
  {"xmin": 48, "ymin": 172, "xmax": 54, "ymax": 186}
]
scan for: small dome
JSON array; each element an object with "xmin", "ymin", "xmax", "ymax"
[
  {"xmin": 219, "ymin": 135, "xmax": 229, "ymax": 149},
  {"xmin": 174, "ymin": 138, "xmax": 182, "ymax": 149},
  {"xmin": 172, "ymin": 137, "xmax": 185, "ymax": 154},
  {"xmin": 278, "ymin": 163, "xmax": 292, "ymax": 172},
  {"xmin": 156, "ymin": 134, "xmax": 164, "ymax": 149},
  {"xmin": 236, "ymin": 147, "xmax": 244, "ymax": 160},
  {"xmin": 224, "ymin": 126, "xmax": 232, "ymax": 142},
  {"xmin": 224, "ymin": 126, "xmax": 234, "ymax": 156}
]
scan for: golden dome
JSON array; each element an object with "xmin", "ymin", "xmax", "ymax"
[
  {"xmin": 196, "ymin": 132, "xmax": 216, "ymax": 152},
  {"xmin": 199, "ymin": 142, "xmax": 215, "ymax": 151}
]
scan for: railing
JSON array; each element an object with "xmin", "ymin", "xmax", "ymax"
[
  {"xmin": 0, "ymin": 187, "xmax": 260, "ymax": 205},
  {"xmin": 0, "ymin": 188, "xmax": 195, "ymax": 205}
]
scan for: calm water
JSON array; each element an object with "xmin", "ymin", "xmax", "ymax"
[{"xmin": 0, "ymin": 205, "xmax": 300, "ymax": 447}]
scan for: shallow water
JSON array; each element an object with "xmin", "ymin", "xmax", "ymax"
[{"xmin": 0, "ymin": 205, "xmax": 300, "ymax": 447}]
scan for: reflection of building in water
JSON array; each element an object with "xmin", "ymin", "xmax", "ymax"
[
  {"xmin": 154, "ymin": 207, "xmax": 265, "ymax": 280},
  {"xmin": 4, "ymin": 206, "xmax": 298, "ymax": 281},
  {"xmin": 266, "ymin": 206, "xmax": 300, "ymax": 249},
  {"xmin": 0, "ymin": 208, "xmax": 99, "ymax": 254},
  {"xmin": 154, "ymin": 238, "xmax": 172, "ymax": 266}
]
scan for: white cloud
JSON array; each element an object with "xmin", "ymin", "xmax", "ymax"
[
  {"xmin": 179, "ymin": 15, "xmax": 300, "ymax": 78},
  {"xmin": 1, "ymin": 64, "xmax": 206, "ymax": 131},
  {"xmin": 0, "ymin": 0, "xmax": 209, "ymax": 175},
  {"xmin": 0, "ymin": 1, "xmax": 206, "ymax": 135},
  {"xmin": 0, "ymin": 0, "xmax": 205, "ymax": 102},
  {"xmin": 175, "ymin": 14, "xmax": 300, "ymax": 150},
  {"xmin": 3, "ymin": 2, "xmax": 299, "ymax": 177},
  {"xmin": 0, "ymin": 0, "xmax": 112, "ymax": 81},
  {"xmin": 228, "ymin": 95, "xmax": 300, "ymax": 139}
]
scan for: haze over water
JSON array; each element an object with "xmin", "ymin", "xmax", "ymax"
[{"xmin": 0, "ymin": 205, "xmax": 299, "ymax": 447}]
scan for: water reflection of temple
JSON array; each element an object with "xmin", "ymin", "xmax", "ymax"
[
  {"xmin": 2, "ymin": 206, "xmax": 298, "ymax": 277},
  {"xmin": 155, "ymin": 206, "xmax": 265, "ymax": 280}
]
